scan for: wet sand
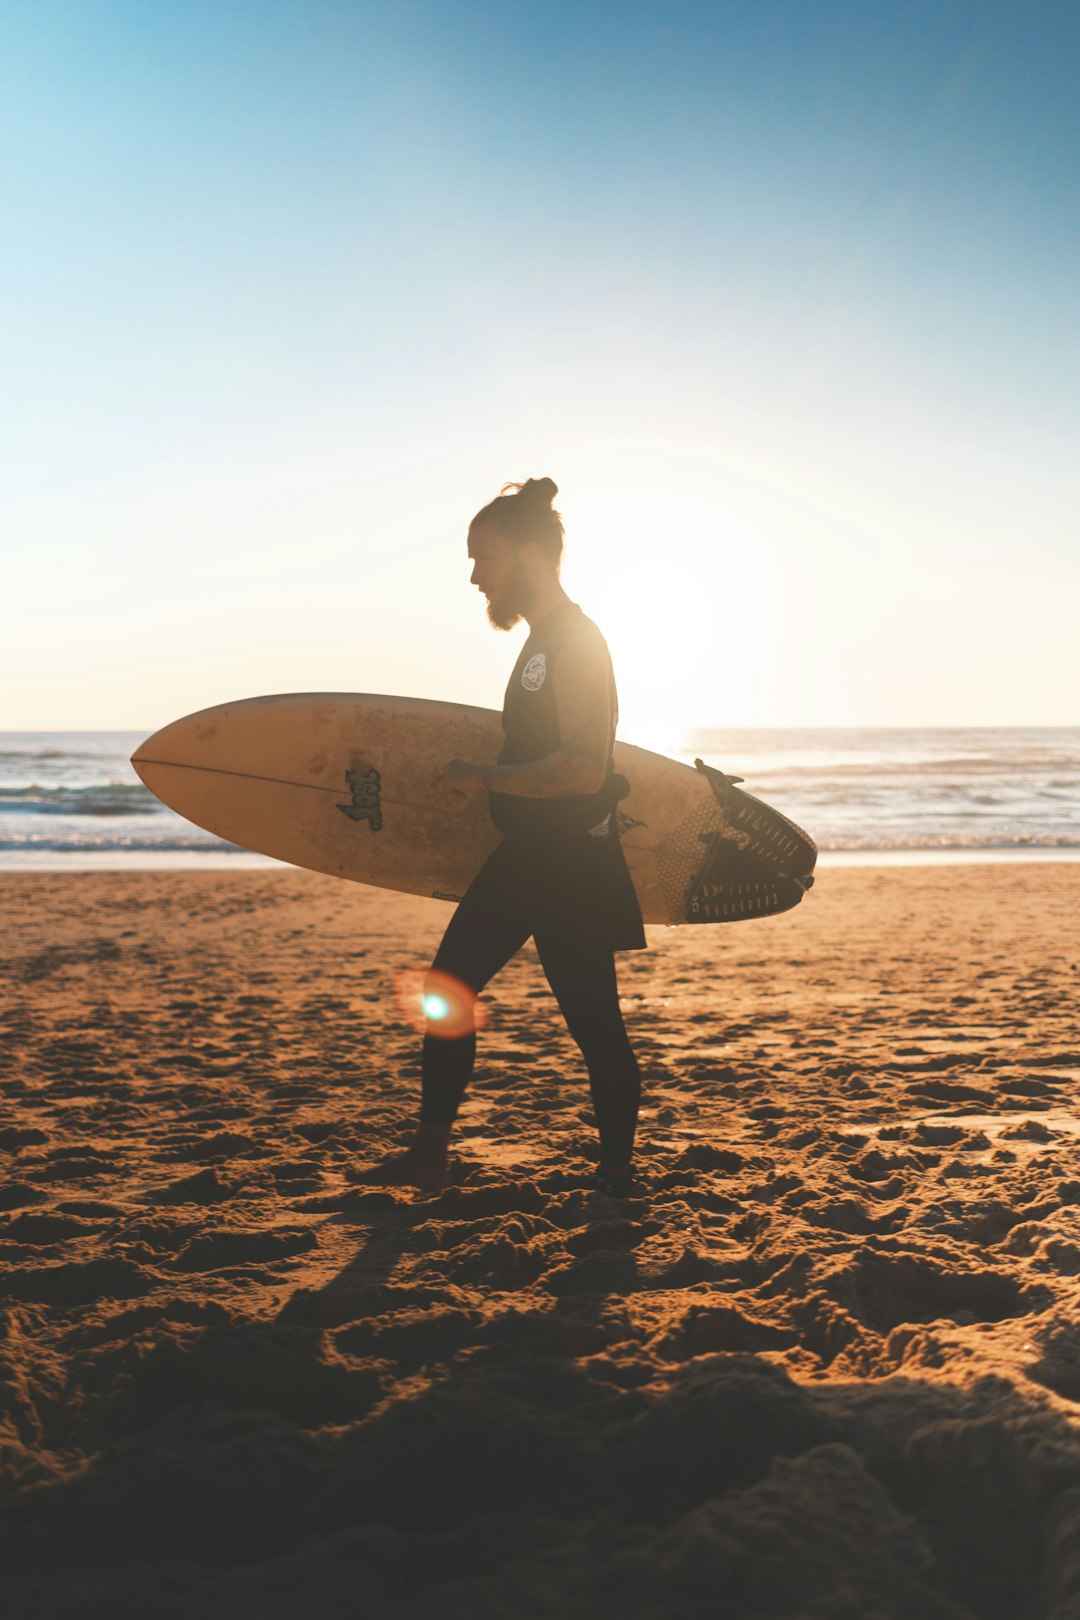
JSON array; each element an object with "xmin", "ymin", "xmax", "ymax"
[{"xmin": 3, "ymin": 864, "xmax": 1080, "ymax": 1619}]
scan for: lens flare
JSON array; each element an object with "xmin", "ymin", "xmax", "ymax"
[{"xmin": 394, "ymin": 968, "xmax": 485, "ymax": 1039}]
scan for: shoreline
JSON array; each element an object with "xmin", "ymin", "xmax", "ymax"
[{"xmin": 2, "ymin": 846, "xmax": 1079, "ymax": 874}]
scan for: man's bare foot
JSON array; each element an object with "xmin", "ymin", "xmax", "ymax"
[
  {"xmin": 354, "ymin": 1123, "xmax": 451, "ymax": 1196},
  {"xmin": 595, "ymin": 1162, "xmax": 641, "ymax": 1198},
  {"xmin": 357, "ymin": 1148, "xmax": 445, "ymax": 1195}
]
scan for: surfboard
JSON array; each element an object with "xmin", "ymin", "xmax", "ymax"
[{"xmin": 131, "ymin": 694, "xmax": 816, "ymax": 925}]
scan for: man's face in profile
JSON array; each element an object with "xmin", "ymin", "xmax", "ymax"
[{"xmin": 468, "ymin": 526, "xmax": 532, "ymax": 630}]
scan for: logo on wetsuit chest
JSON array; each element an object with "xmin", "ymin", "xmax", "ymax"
[{"xmin": 521, "ymin": 653, "xmax": 547, "ymax": 691}]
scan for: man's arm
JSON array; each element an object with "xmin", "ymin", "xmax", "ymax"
[{"xmin": 436, "ymin": 637, "xmax": 612, "ymax": 800}]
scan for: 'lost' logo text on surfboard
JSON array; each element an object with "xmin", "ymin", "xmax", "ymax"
[{"xmin": 338, "ymin": 765, "xmax": 383, "ymax": 830}]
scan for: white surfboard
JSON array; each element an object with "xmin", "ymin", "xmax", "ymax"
[{"xmin": 131, "ymin": 694, "xmax": 815, "ymax": 925}]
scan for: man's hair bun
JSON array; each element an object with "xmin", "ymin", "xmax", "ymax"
[
  {"xmin": 472, "ymin": 476, "xmax": 565, "ymax": 569},
  {"xmin": 516, "ymin": 476, "xmax": 558, "ymax": 506}
]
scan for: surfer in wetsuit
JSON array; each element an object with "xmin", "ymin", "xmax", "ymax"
[{"xmin": 365, "ymin": 478, "xmax": 645, "ymax": 1198}]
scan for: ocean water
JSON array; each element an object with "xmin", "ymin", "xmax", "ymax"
[
  {"xmin": 1, "ymin": 728, "xmax": 1078, "ymax": 870},
  {"xmin": 0, "ymin": 734, "xmax": 265, "ymax": 871}
]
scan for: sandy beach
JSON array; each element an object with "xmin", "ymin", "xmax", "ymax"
[{"xmin": 3, "ymin": 863, "xmax": 1080, "ymax": 1618}]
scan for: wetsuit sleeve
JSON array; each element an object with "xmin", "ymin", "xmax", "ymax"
[{"xmin": 550, "ymin": 627, "xmax": 615, "ymax": 795}]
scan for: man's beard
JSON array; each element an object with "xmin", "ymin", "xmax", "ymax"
[{"xmin": 485, "ymin": 565, "xmax": 534, "ymax": 631}]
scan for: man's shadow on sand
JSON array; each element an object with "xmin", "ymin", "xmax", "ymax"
[{"xmin": 273, "ymin": 1156, "xmax": 660, "ymax": 1366}]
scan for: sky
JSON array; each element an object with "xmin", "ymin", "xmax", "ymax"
[{"xmin": 3, "ymin": 0, "xmax": 1078, "ymax": 740}]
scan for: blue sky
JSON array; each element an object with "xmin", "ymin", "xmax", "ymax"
[{"xmin": 4, "ymin": 0, "xmax": 1078, "ymax": 734}]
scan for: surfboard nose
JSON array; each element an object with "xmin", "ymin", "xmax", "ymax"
[
  {"xmin": 129, "ymin": 730, "xmax": 163, "ymax": 785},
  {"xmin": 131, "ymin": 703, "xmax": 230, "ymax": 768},
  {"xmin": 130, "ymin": 728, "xmax": 160, "ymax": 778},
  {"xmin": 131, "ymin": 716, "xmax": 195, "ymax": 785},
  {"xmin": 129, "ymin": 703, "xmax": 232, "ymax": 806}
]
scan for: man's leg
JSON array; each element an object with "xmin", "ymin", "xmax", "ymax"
[
  {"xmin": 419, "ymin": 889, "xmax": 529, "ymax": 1130},
  {"xmin": 533, "ymin": 930, "xmax": 642, "ymax": 1182},
  {"xmin": 360, "ymin": 856, "xmax": 528, "ymax": 1193}
]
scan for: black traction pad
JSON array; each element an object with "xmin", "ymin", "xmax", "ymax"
[{"xmin": 655, "ymin": 760, "xmax": 817, "ymax": 925}]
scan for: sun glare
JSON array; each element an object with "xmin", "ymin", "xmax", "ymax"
[
  {"xmin": 563, "ymin": 480, "xmax": 781, "ymax": 745},
  {"xmin": 395, "ymin": 968, "xmax": 484, "ymax": 1040}
]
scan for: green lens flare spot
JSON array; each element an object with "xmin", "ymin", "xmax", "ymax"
[{"xmin": 424, "ymin": 994, "xmax": 449, "ymax": 1020}]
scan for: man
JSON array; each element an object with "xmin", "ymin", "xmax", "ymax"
[{"xmin": 365, "ymin": 477, "xmax": 645, "ymax": 1198}]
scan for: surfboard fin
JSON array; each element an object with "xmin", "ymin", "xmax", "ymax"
[{"xmin": 694, "ymin": 758, "xmax": 746, "ymax": 796}]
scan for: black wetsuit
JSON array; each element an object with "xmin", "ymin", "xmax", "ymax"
[{"xmin": 420, "ymin": 601, "xmax": 645, "ymax": 1166}]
